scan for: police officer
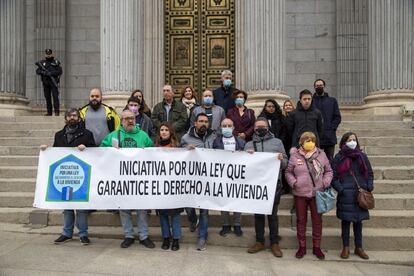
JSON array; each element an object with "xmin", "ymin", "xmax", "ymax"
[{"xmin": 36, "ymin": 48, "xmax": 63, "ymax": 116}]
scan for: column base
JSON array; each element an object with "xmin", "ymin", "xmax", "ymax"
[
  {"xmin": 0, "ymin": 94, "xmax": 31, "ymax": 116},
  {"xmin": 245, "ymin": 90, "xmax": 291, "ymax": 113},
  {"xmin": 102, "ymin": 93, "xmax": 130, "ymax": 115},
  {"xmin": 363, "ymin": 90, "xmax": 414, "ymax": 120}
]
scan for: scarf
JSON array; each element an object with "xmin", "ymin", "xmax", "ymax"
[
  {"xmin": 159, "ymin": 138, "xmax": 171, "ymax": 146},
  {"xmin": 64, "ymin": 124, "xmax": 79, "ymax": 144},
  {"xmin": 336, "ymin": 145, "xmax": 368, "ymax": 180},
  {"xmin": 182, "ymin": 98, "xmax": 196, "ymax": 116},
  {"xmin": 298, "ymin": 147, "xmax": 324, "ymax": 180}
]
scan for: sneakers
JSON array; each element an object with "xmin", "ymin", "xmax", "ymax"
[
  {"xmin": 54, "ymin": 235, "xmax": 72, "ymax": 244},
  {"xmin": 139, "ymin": 238, "xmax": 155, "ymax": 249},
  {"xmin": 313, "ymin": 247, "xmax": 325, "ymax": 260},
  {"xmin": 247, "ymin": 242, "xmax": 265, "ymax": 254},
  {"xmin": 295, "ymin": 247, "xmax": 306, "ymax": 258},
  {"xmin": 189, "ymin": 220, "xmax": 199, "ymax": 232},
  {"xmin": 80, "ymin": 236, "xmax": 90, "ymax": 245},
  {"xmin": 120, "ymin": 238, "xmax": 135, "ymax": 248},
  {"xmin": 197, "ymin": 239, "xmax": 206, "ymax": 251},
  {"xmin": 161, "ymin": 238, "xmax": 170, "ymax": 250},
  {"xmin": 340, "ymin": 246, "xmax": 350, "ymax": 259},
  {"xmin": 354, "ymin": 247, "xmax": 369, "ymax": 259},
  {"xmin": 233, "ymin": 225, "xmax": 243, "ymax": 237},
  {"xmin": 271, "ymin": 243, "xmax": 283, "ymax": 258},
  {"xmin": 171, "ymin": 239, "xmax": 180, "ymax": 251},
  {"xmin": 219, "ymin": 225, "xmax": 232, "ymax": 237}
]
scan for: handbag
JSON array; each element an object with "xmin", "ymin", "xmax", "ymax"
[
  {"xmin": 305, "ymin": 160, "xmax": 336, "ymax": 214},
  {"xmin": 350, "ymin": 170, "xmax": 375, "ymax": 210}
]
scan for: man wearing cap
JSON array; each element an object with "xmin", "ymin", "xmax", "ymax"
[
  {"xmin": 36, "ymin": 49, "xmax": 63, "ymax": 116},
  {"xmin": 40, "ymin": 108, "xmax": 96, "ymax": 245}
]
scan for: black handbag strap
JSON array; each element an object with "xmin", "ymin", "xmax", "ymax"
[
  {"xmin": 118, "ymin": 130, "xmax": 122, "ymax": 148},
  {"xmin": 304, "ymin": 158, "xmax": 316, "ymax": 187}
]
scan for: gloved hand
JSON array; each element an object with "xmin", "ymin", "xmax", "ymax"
[{"xmin": 45, "ymin": 71, "xmax": 52, "ymax": 77}]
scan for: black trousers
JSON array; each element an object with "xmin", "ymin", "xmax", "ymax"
[
  {"xmin": 320, "ymin": 145, "xmax": 335, "ymax": 161},
  {"xmin": 254, "ymin": 193, "xmax": 281, "ymax": 245},
  {"xmin": 43, "ymin": 83, "xmax": 60, "ymax": 114}
]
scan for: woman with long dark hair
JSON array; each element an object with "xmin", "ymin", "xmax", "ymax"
[{"xmin": 331, "ymin": 132, "xmax": 374, "ymax": 260}]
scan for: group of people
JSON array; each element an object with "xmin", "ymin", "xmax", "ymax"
[{"xmin": 40, "ymin": 69, "xmax": 374, "ymax": 261}]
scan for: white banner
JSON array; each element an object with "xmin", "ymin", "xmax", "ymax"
[{"xmin": 34, "ymin": 147, "xmax": 280, "ymax": 214}]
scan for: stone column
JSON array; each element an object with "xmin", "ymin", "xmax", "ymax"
[
  {"xmin": 235, "ymin": 0, "xmax": 289, "ymax": 111},
  {"xmin": 365, "ymin": 0, "xmax": 414, "ymax": 111},
  {"xmin": 0, "ymin": 0, "xmax": 30, "ymax": 116}
]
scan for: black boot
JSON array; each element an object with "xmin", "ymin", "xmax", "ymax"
[
  {"xmin": 171, "ymin": 239, "xmax": 180, "ymax": 251},
  {"xmin": 161, "ymin": 238, "xmax": 170, "ymax": 250}
]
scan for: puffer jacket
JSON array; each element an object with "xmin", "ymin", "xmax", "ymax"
[{"xmin": 285, "ymin": 147, "xmax": 333, "ymax": 198}]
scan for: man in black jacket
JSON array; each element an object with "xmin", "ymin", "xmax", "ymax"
[
  {"xmin": 286, "ymin": 89, "xmax": 324, "ymax": 149},
  {"xmin": 213, "ymin": 70, "xmax": 240, "ymax": 114},
  {"xmin": 36, "ymin": 49, "xmax": 63, "ymax": 116},
  {"xmin": 312, "ymin": 79, "xmax": 342, "ymax": 161},
  {"xmin": 40, "ymin": 108, "xmax": 96, "ymax": 245}
]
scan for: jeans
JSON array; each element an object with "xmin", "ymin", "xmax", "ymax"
[
  {"xmin": 160, "ymin": 213, "xmax": 182, "ymax": 239},
  {"xmin": 341, "ymin": 220, "xmax": 363, "ymax": 248},
  {"xmin": 198, "ymin": 209, "xmax": 209, "ymax": 240},
  {"xmin": 186, "ymin": 208, "xmax": 198, "ymax": 223},
  {"xmin": 119, "ymin": 210, "xmax": 149, "ymax": 240},
  {"xmin": 294, "ymin": 196, "xmax": 322, "ymax": 248},
  {"xmin": 62, "ymin": 210, "xmax": 88, "ymax": 238},
  {"xmin": 254, "ymin": 194, "xmax": 281, "ymax": 244},
  {"xmin": 221, "ymin": 211, "xmax": 241, "ymax": 226}
]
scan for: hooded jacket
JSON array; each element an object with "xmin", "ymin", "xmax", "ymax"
[
  {"xmin": 285, "ymin": 147, "xmax": 333, "ymax": 198},
  {"xmin": 100, "ymin": 125, "xmax": 153, "ymax": 148}
]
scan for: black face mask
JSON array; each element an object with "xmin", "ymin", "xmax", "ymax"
[
  {"xmin": 89, "ymin": 100, "xmax": 101, "ymax": 110},
  {"xmin": 255, "ymin": 128, "xmax": 268, "ymax": 137},
  {"xmin": 315, "ymin": 87, "xmax": 324, "ymax": 95},
  {"xmin": 196, "ymin": 126, "xmax": 207, "ymax": 136}
]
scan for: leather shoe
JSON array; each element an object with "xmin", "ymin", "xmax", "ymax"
[
  {"xmin": 340, "ymin": 247, "xmax": 349, "ymax": 259},
  {"xmin": 313, "ymin": 247, "xmax": 325, "ymax": 260},
  {"xmin": 295, "ymin": 247, "xmax": 306, "ymax": 258},
  {"xmin": 355, "ymin": 247, "xmax": 369, "ymax": 259},
  {"xmin": 171, "ymin": 239, "xmax": 180, "ymax": 251},
  {"xmin": 161, "ymin": 238, "xmax": 170, "ymax": 250},
  {"xmin": 271, "ymin": 243, "xmax": 283, "ymax": 258},
  {"xmin": 247, "ymin": 242, "xmax": 265, "ymax": 254}
]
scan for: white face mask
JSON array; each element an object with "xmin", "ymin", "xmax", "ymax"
[{"xmin": 346, "ymin": 140, "xmax": 357, "ymax": 149}]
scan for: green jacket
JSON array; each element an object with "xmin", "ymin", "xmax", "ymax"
[
  {"xmin": 151, "ymin": 99, "xmax": 188, "ymax": 140},
  {"xmin": 100, "ymin": 125, "xmax": 153, "ymax": 148}
]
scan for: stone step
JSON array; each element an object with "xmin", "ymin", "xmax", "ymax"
[
  {"xmin": 11, "ymin": 224, "xmax": 414, "ymax": 251},
  {"xmin": 357, "ymin": 137, "xmax": 414, "ymax": 147},
  {"xmin": 0, "ymin": 178, "xmax": 35, "ymax": 192},
  {"xmin": 369, "ymin": 156, "xmax": 414, "ymax": 167},
  {"xmin": 340, "ymin": 114, "xmax": 402, "ymax": 121},
  {"xmin": 374, "ymin": 180, "xmax": 414, "ymax": 194},
  {"xmin": 336, "ymin": 129, "xmax": 414, "ymax": 137},
  {"xmin": 374, "ymin": 166, "xmax": 414, "ymax": 180},
  {"xmin": 2, "ymin": 192, "xmax": 414, "ymax": 210},
  {"xmin": 0, "ymin": 166, "xmax": 38, "ymax": 178},
  {"xmin": 363, "ymin": 146, "xmax": 414, "ymax": 155},
  {"xmin": 0, "ymin": 137, "xmax": 54, "ymax": 146},
  {"xmin": 0, "ymin": 130, "xmax": 57, "ymax": 138},
  {"xmin": 0, "ymin": 116, "xmax": 63, "ymax": 122},
  {"xmin": 1, "ymin": 208, "xmax": 413, "ymax": 228},
  {"xmin": 0, "ymin": 122, "xmax": 63, "ymax": 130},
  {"xmin": 0, "ymin": 156, "xmax": 38, "ymax": 166},
  {"xmin": 0, "ymin": 146, "xmax": 42, "ymax": 156},
  {"xmin": 339, "ymin": 121, "xmax": 412, "ymax": 129}
]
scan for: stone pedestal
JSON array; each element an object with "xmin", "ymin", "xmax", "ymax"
[
  {"xmin": 0, "ymin": 0, "xmax": 30, "ymax": 116},
  {"xmin": 364, "ymin": 0, "xmax": 414, "ymax": 113},
  {"xmin": 235, "ymin": 0, "xmax": 289, "ymax": 112}
]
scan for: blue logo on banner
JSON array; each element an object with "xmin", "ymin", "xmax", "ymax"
[{"xmin": 46, "ymin": 154, "xmax": 91, "ymax": 202}]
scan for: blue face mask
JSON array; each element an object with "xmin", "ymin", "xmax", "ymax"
[
  {"xmin": 223, "ymin": 79, "xmax": 232, "ymax": 87},
  {"xmin": 235, "ymin": 98, "xmax": 245, "ymax": 107},
  {"xmin": 222, "ymin": 127, "xmax": 233, "ymax": 138},
  {"xmin": 203, "ymin": 96, "xmax": 213, "ymax": 106}
]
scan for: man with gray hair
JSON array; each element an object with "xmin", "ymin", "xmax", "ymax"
[{"xmin": 213, "ymin": 70, "xmax": 240, "ymax": 114}]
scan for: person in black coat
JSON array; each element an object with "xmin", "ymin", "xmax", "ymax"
[
  {"xmin": 213, "ymin": 70, "xmax": 239, "ymax": 114},
  {"xmin": 286, "ymin": 89, "xmax": 324, "ymax": 149},
  {"xmin": 40, "ymin": 108, "xmax": 96, "ymax": 246},
  {"xmin": 312, "ymin": 79, "xmax": 342, "ymax": 161},
  {"xmin": 331, "ymin": 132, "xmax": 374, "ymax": 260},
  {"xmin": 258, "ymin": 99, "xmax": 287, "ymax": 149},
  {"xmin": 212, "ymin": 118, "xmax": 246, "ymax": 237}
]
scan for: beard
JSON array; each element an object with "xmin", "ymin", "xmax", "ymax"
[{"xmin": 89, "ymin": 100, "xmax": 102, "ymax": 110}]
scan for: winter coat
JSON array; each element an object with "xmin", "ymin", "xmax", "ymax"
[
  {"xmin": 151, "ymin": 99, "xmax": 188, "ymax": 141},
  {"xmin": 312, "ymin": 93, "xmax": 341, "ymax": 146},
  {"xmin": 245, "ymin": 132, "xmax": 288, "ymax": 197},
  {"xmin": 226, "ymin": 106, "xmax": 256, "ymax": 142},
  {"xmin": 180, "ymin": 127, "xmax": 216, "ymax": 149},
  {"xmin": 135, "ymin": 113, "xmax": 155, "ymax": 139},
  {"xmin": 286, "ymin": 102, "xmax": 324, "ymax": 148},
  {"xmin": 53, "ymin": 124, "xmax": 96, "ymax": 148},
  {"xmin": 213, "ymin": 86, "xmax": 239, "ymax": 114},
  {"xmin": 79, "ymin": 103, "xmax": 121, "ymax": 133},
  {"xmin": 190, "ymin": 105, "xmax": 226, "ymax": 132},
  {"xmin": 35, "ymin": 57, "xmax": 62, "ymax": 86},
  {"xmin": 258, "ymin": 110, "xmax": 287, "ymax": 147},
  {"xmin": 100, "ymin": 126, "xmax": 153, "ymax": 148},
  {"xmin": 331, "ymin": 152, "xmax": 374, "ymax": 222},
  {"xmin": 285, "ymin": 148, "xmax": 333, "ymax": 198},
  {"xmin": 212, "ymin": 134, "xmax": 246, "ymax": 151}
]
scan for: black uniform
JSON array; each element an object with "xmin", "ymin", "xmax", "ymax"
[{"xmin": 36, "ymin": 57, "xmax": 63, "ymax": 115}]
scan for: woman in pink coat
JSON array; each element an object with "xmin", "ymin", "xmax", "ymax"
[{"xmin": 285, "ymin": 131, "xmax": 333, "ymax": 260}]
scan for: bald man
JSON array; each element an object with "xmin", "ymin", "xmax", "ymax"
[{"xmin": 79, "ymin": 88, "xmax": 120, "ymax": 145}]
